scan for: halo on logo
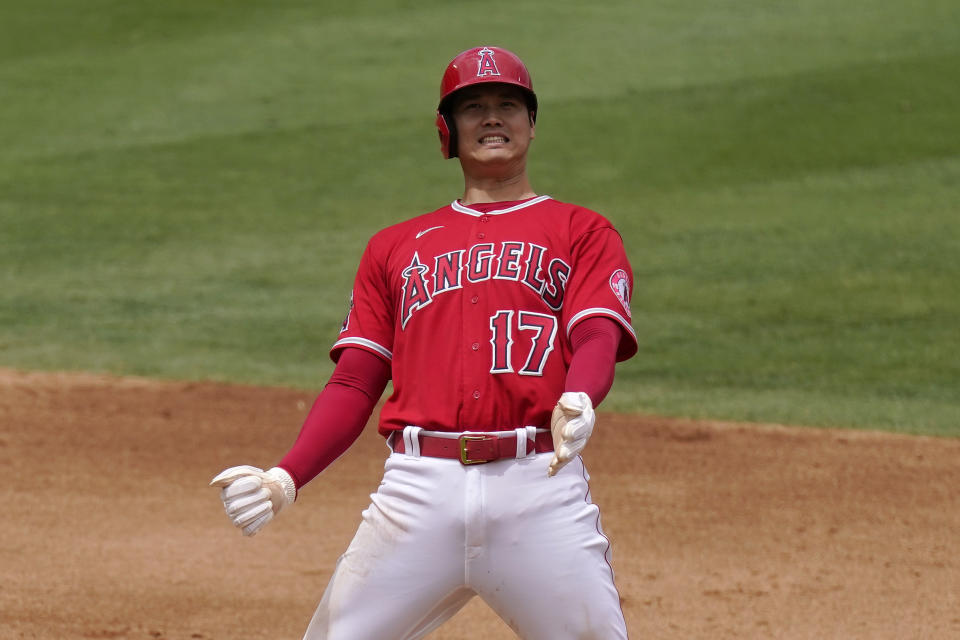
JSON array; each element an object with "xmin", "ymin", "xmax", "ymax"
[{"xmin": 609, "ymin": 269, "xmax": 631, "ymax": 319}]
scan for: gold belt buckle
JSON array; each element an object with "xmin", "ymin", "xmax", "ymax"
[{"xmin": 459, "ymin": 434, "xmax": 494, "ymax": 465}]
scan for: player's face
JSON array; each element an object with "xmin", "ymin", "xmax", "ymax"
[{"xmin": 452, "ymin": 84, "xmax": 535, "ymax": 170}]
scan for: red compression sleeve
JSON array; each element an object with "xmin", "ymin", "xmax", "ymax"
[
  {"xmin": 565, "ymin": 316, "xmax": 622, "ymax": 406},
  {"xmin": 277, "ymin": 348, "xmax": 390, "ymax": 490}
]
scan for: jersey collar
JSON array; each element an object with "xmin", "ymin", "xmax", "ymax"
[{"xmin": 451, "ymin": 195, "xmax": 552, "ymax": 217}]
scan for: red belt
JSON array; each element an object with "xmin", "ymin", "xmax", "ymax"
[{"xmin": 392, "ymin": 431, "xmax": 554, "ymax": 465}]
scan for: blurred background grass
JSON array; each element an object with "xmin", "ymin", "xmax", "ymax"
[{"xmin": 1, "ymin": 1, "xmax": 958, "ymax": 434}]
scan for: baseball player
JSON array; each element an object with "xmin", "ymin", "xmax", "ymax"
[{"xmin": 211, "ymin": 46, "xmax": 638, "ymax": 639}]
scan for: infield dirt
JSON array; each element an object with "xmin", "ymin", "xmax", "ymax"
[{"xmin": 2, "ymin": 368, "xmax": 958, "ymax": 639}]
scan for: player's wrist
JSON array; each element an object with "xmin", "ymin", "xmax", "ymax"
[
  {"xmin": 558, "ymin": 391, "xmax": 591, "ymax": 408},
  {"xmin": 266, "ymin": 466, "xmax": 297, "ymax": 507}
]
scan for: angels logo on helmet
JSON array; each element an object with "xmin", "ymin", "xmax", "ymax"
[{"xmin": 476, "ymin": 47, "xmax": 501, "ymax": 77}]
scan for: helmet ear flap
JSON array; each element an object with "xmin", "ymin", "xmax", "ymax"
[{"xmin": 435, "ymin": 111, "xmax": 458, "ymax": 159}]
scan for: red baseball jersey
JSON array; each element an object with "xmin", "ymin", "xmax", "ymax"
[{"xmin": 331, "ymin": 195, "xmax": 638, "ymax": 436}]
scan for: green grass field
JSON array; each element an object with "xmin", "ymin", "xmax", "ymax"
[{"xmin": 1, "ymin": 1, "xmax": 958, "ymax": 435}]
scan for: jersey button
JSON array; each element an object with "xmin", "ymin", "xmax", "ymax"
[
  {"xmin": 471, "ymin": 342, "xmax": 480, "ymax": 351},
  {"xmin": 471, "ymin": 296, "xmax": 479, "ymax": 304},
  {"xmin": 472, "ymin": 390, "xmax": 481, "ymax": 399},
  {"xmin": 480, "ymin": 215, "xmax": 489, "ymax": 223},
  {"xmin": 477, "ymin": 232, "xmax": 485, "ymax": 239}
]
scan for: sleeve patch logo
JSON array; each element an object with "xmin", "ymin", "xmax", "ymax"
[
  {"xmin": 340, "ymin": 290, "xmax": 354, "ymax": 333},
  {"xmin": 609, "ymin": 269, "xmax": 631, "ymax": 319}
]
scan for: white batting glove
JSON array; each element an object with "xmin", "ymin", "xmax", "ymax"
[
  {"xmin": 547, "ymin": 392, "xmax": 595, "ymax": 477},
  {"xmin": 210, "ymin": 465, "xmax": 297, "ymax": 536}
]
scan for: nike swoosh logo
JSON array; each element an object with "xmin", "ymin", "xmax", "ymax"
[{"xmin": 415, "ymin": 226, "xmax": 444, "ymax": 239}]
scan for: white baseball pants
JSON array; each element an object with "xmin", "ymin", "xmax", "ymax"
[{"xmin": 303, "ymin": 429, "xmax": 628, "ymax": 639}]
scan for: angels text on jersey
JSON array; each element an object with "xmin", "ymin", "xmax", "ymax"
[{"xmin": 399, "ymin": 240, "xmax": 570, "ymax": 330}]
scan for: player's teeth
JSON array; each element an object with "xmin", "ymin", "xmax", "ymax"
[{"xmin": 482, "ymin": 136, "xmax": 506, "ymax": 143}]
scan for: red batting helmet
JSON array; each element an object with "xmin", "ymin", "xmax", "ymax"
[{"xmin": 435, "ymin": 46, "xmax": 538, "ymax": 159}]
